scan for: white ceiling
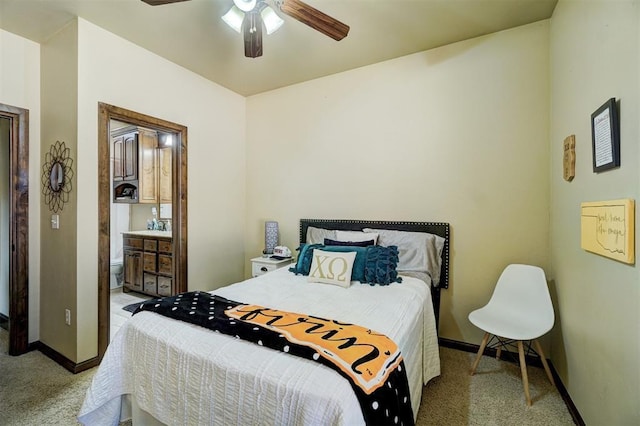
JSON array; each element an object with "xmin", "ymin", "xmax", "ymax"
[{"xmin": 0, "ymin": 0, "xmax": 557, "ymax": 96}]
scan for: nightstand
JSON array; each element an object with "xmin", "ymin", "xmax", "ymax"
[{"xmin": 251, "ymin": 256, "xmax": 294, "ymax": 277}]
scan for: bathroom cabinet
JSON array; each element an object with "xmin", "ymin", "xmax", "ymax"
[
  {"xmin": 112, "ymin": 126, "xmax": 159, "ymax": 204},
  {"xmin": 123, "ymin": 231, "xmax": 173, "ymax": 297},
  {"xmin": 159, "ymin": 146, "xmax": 172, "ymax": 204},
  {"xmin": 123, "ymin": 237, "xmax": 143, "ymax": 292},
  {"xmin": 138, "ymin": 129, "xmax": 159, "ymax": 204},
  {"xmin": 113, "ymin": 131, "xmax": 137, "ymax": 182}
]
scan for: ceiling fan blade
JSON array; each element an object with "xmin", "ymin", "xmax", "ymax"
[
  {"xmin": 243, "ymin": 11, "xmax": 263, "ymax": 58},
  {"xmin": 278, "ymin": 0, "xmax": 349, "ymax": 41},
  {"xmin": 141, "ymin": 0, "xmax": 191, "ymax": 6}
]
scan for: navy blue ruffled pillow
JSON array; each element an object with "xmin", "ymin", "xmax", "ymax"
[
  {"xmin": 362, "ymin": 245, "xmax": 402, "ymax": 286},
  {"xmin": 290, "ymin": 244, "xmax": 402, "ymax": 286}
]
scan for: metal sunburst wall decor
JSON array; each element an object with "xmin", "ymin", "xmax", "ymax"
[{"xmin": 41, "ymin": 140, "xmax": 74, "ymax": 213}]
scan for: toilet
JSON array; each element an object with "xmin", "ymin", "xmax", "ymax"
[
  {"xmin": 110, "ymin": 258, "xmax": 123, "ymax": 289},
  {"xmin": 110, "ymin": 201, "xmax": 129, "ymax": 290}
]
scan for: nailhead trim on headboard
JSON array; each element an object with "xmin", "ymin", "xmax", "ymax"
[{"xmin": 299, "ymin": 219, "xmax": 450, "ymax": 290}]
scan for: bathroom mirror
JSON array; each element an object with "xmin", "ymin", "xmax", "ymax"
[{"xmin": 49, "ymin": 162, "xmax": 64, "ymax": 192}]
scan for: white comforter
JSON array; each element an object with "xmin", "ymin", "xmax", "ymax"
[{"xmin": 79, "ymin": 267, "xmax": 440, "ymax": 425}]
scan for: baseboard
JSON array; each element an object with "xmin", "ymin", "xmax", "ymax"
[
  {"xmin": 0, "ymin": 313, "xmax": 7, "ymax": 331},
  {"xmin": 547, "ymin": 361, "xmax": 585, "ymax": 426},
  {"xmin": 439, "ymin": 337, "xmax": 546, "ymax": 367},
  {"xmin": 439, "ymin": 337, "xmax": 585, "ymax": 426},
  {"xmin": 37, "ymin": 341, "xmax": 99, "ymax": 374}
]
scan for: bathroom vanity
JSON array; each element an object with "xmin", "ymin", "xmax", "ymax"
[{"xmin": 122, "ymin": 230, "xmax": 174, "ymax": 297}]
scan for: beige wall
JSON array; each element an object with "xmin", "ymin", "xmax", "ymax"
[
  {"xmin": 40, "ymin": 21, "xmax": 79, "ymax": 360},
  {"xmin": 32, "ymin": 18, "xmax": 247, "ymax": 362},
  {"xmin": 246, "ymin": 22, "xmax": 551, "ymax": 344},
  {"xmin": 549, "ymin": 1, "xmax": 639, "ymax": 423},
  {"xmin": 0, "ymin": 29, "xmax": 41, "ymax": 343},
  {"xmin": 74, "ymin": 19, "xmax": 246, "ymax": 361}
]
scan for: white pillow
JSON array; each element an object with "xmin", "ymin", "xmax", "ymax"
[
  {"xmin": 307, "ymin": 249, "xmax": 356, "ymax": 288},
  {"xmin": 335, "ymin": 230, "xmax": 379, "ymax": 244},
  {"xmin": 363, "ymin": 228, "xmax": 445, "ymax": 286},
  {"xmin": 306, "ymin": 226, "xmax": 336, "ymax": 244}
]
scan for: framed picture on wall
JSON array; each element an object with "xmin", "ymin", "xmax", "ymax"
[{"xmin": 591, "ymin": 98, "xmax": 620, "ymax": 173}]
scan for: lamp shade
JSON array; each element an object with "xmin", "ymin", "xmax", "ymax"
[
  {"xmin": 264, "ymin": 221, "xmax": 279, "ymax": 254},
  {"xmin": 222, "ymin": 6, "xmax": 244, "ymax": 33},
  {"xmin": 261, "ymin": 6, "xmax": 284, "ymax": 35},
  {"xmin": 222, "ymin": 3, "xmax": 284, "ymax": 35}
]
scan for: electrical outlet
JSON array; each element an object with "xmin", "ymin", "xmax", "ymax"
[{"xmin": 65, "ymin": 309, "xmax": 71, "ymax": 326}]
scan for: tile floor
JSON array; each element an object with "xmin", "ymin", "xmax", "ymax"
[{"xmin": 110, "ymin": 287, "xmax": 151, "ymax": 341}]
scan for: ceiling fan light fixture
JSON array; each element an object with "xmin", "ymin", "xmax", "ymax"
[
  {"xmin": 233, "ymin": 0, "xmax": 256, "ymax": 12},
  {"xmin": 261, "ymin": 6, "xmax": 284, "ymax": 35},
  {"xmin": 222, "ymin": 6, "xmax": 244, "ymax": 33}
]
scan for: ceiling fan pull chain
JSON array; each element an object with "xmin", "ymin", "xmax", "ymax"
[{"xmin": 244, "ymin": 10, "xmax": 263, "ymax": 57}]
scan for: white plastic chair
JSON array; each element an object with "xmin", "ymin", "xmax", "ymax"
[{"xmin": 468, "ymin": 264, "xmax": 555, "ymax": 406}]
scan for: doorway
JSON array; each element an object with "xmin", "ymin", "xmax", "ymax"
[
  {"xmin": 1, "ymin": 117, "xmax": 9, "ymax": 331},
  {"xmin": 97, "ymin": 103, "xmax": 187, "ymax": 360},
  {"xmin": 0, "ymin": 103, "xmax": 29, "ymax": 356}
]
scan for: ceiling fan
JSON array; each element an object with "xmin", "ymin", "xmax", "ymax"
[{"xmin": 141, "ymin": 0, "xmax": 350, "ymax": 58}]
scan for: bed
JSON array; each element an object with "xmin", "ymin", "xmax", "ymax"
[{"xmin": 79, "ymin": 219, "xmax": 450, "ymax": 426}]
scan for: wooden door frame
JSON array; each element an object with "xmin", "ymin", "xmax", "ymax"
[
  {"xmin": 97, "ymin": 103, "xmax": 187, "ymax": 360},
  {"xmin": 0, "ymin": 103, "xmax": 29, "ymax": 356}
]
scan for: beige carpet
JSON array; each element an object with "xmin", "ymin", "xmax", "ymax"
[
  {"xmin": 0, "ymin": 329, "xmax": 94, "ymax": 425},
  {"xmin": 418, "ymin": 347, "xmax": 575, "ymax": 425},
  {"xmin": 0, "ymin": 329, "xmax": 574, "ymax": 425}
]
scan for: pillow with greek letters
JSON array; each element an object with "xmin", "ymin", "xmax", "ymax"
[{"xmin": 308, "ymin": 249, "xmax": 356, "ymax": 288}]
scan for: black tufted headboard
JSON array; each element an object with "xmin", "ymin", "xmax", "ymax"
[{"xmin": 299, "ymin": 219, "xmax": 450, "ymax": 330}]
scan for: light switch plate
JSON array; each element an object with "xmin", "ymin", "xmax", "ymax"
[{"xmin": 51, "ymin": 214, "xmax": 59, "ymax": 229}]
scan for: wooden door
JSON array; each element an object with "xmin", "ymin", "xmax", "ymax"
[
  {"xmin": 123, "ymin": 249, "xmax": 143, "ymax": 292},
  {"xmin": 159, "ymin": 147, "xmax": 172, "ymax": 204},
  {"xmin": 123, "ymin": 133, "xmax": 138, "ymax": 181},
  {"xmin": 138, "ymin": 129, "xmax": 158, "ymax": 203},
  {"xmin": 112, "ymin": 136, "xmax": 124, "ymax": 181}
]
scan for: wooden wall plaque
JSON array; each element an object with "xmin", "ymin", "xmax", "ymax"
[
  {"xmin": 563, "ymin": 135, "xmax": 576, "ymax": 181},
  {"xmin": 581, "ymin": 199, "xmax": 635, "ymax": 264}
]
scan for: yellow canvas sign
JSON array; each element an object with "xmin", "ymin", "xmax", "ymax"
[{"xmin": 580, "ymin": 199, "xmax": 635, "ymax": 264}]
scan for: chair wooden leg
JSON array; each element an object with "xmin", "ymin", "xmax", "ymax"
[
  {"xmin": 517, "ymin": 340, "xmax": 531, "ymax": 406},
  {"xmin": 495, "ymin": 347, "xmax": 502, "ymax": 360},
  {"xmin": 533, "ymin": 339, "xmax": 555, "ymax": 387},
  {"xmin": 471, "ymin": 332, "xmax": 490, "ymax": 375}
]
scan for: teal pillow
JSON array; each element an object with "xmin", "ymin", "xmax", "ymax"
[
  {"xmin": 289, "ymin": 243, "xmax": 323, "ymax": 275},
  {"xmin": 362, "ymin": 245, "xmax": 402, "ymax": 286}
]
